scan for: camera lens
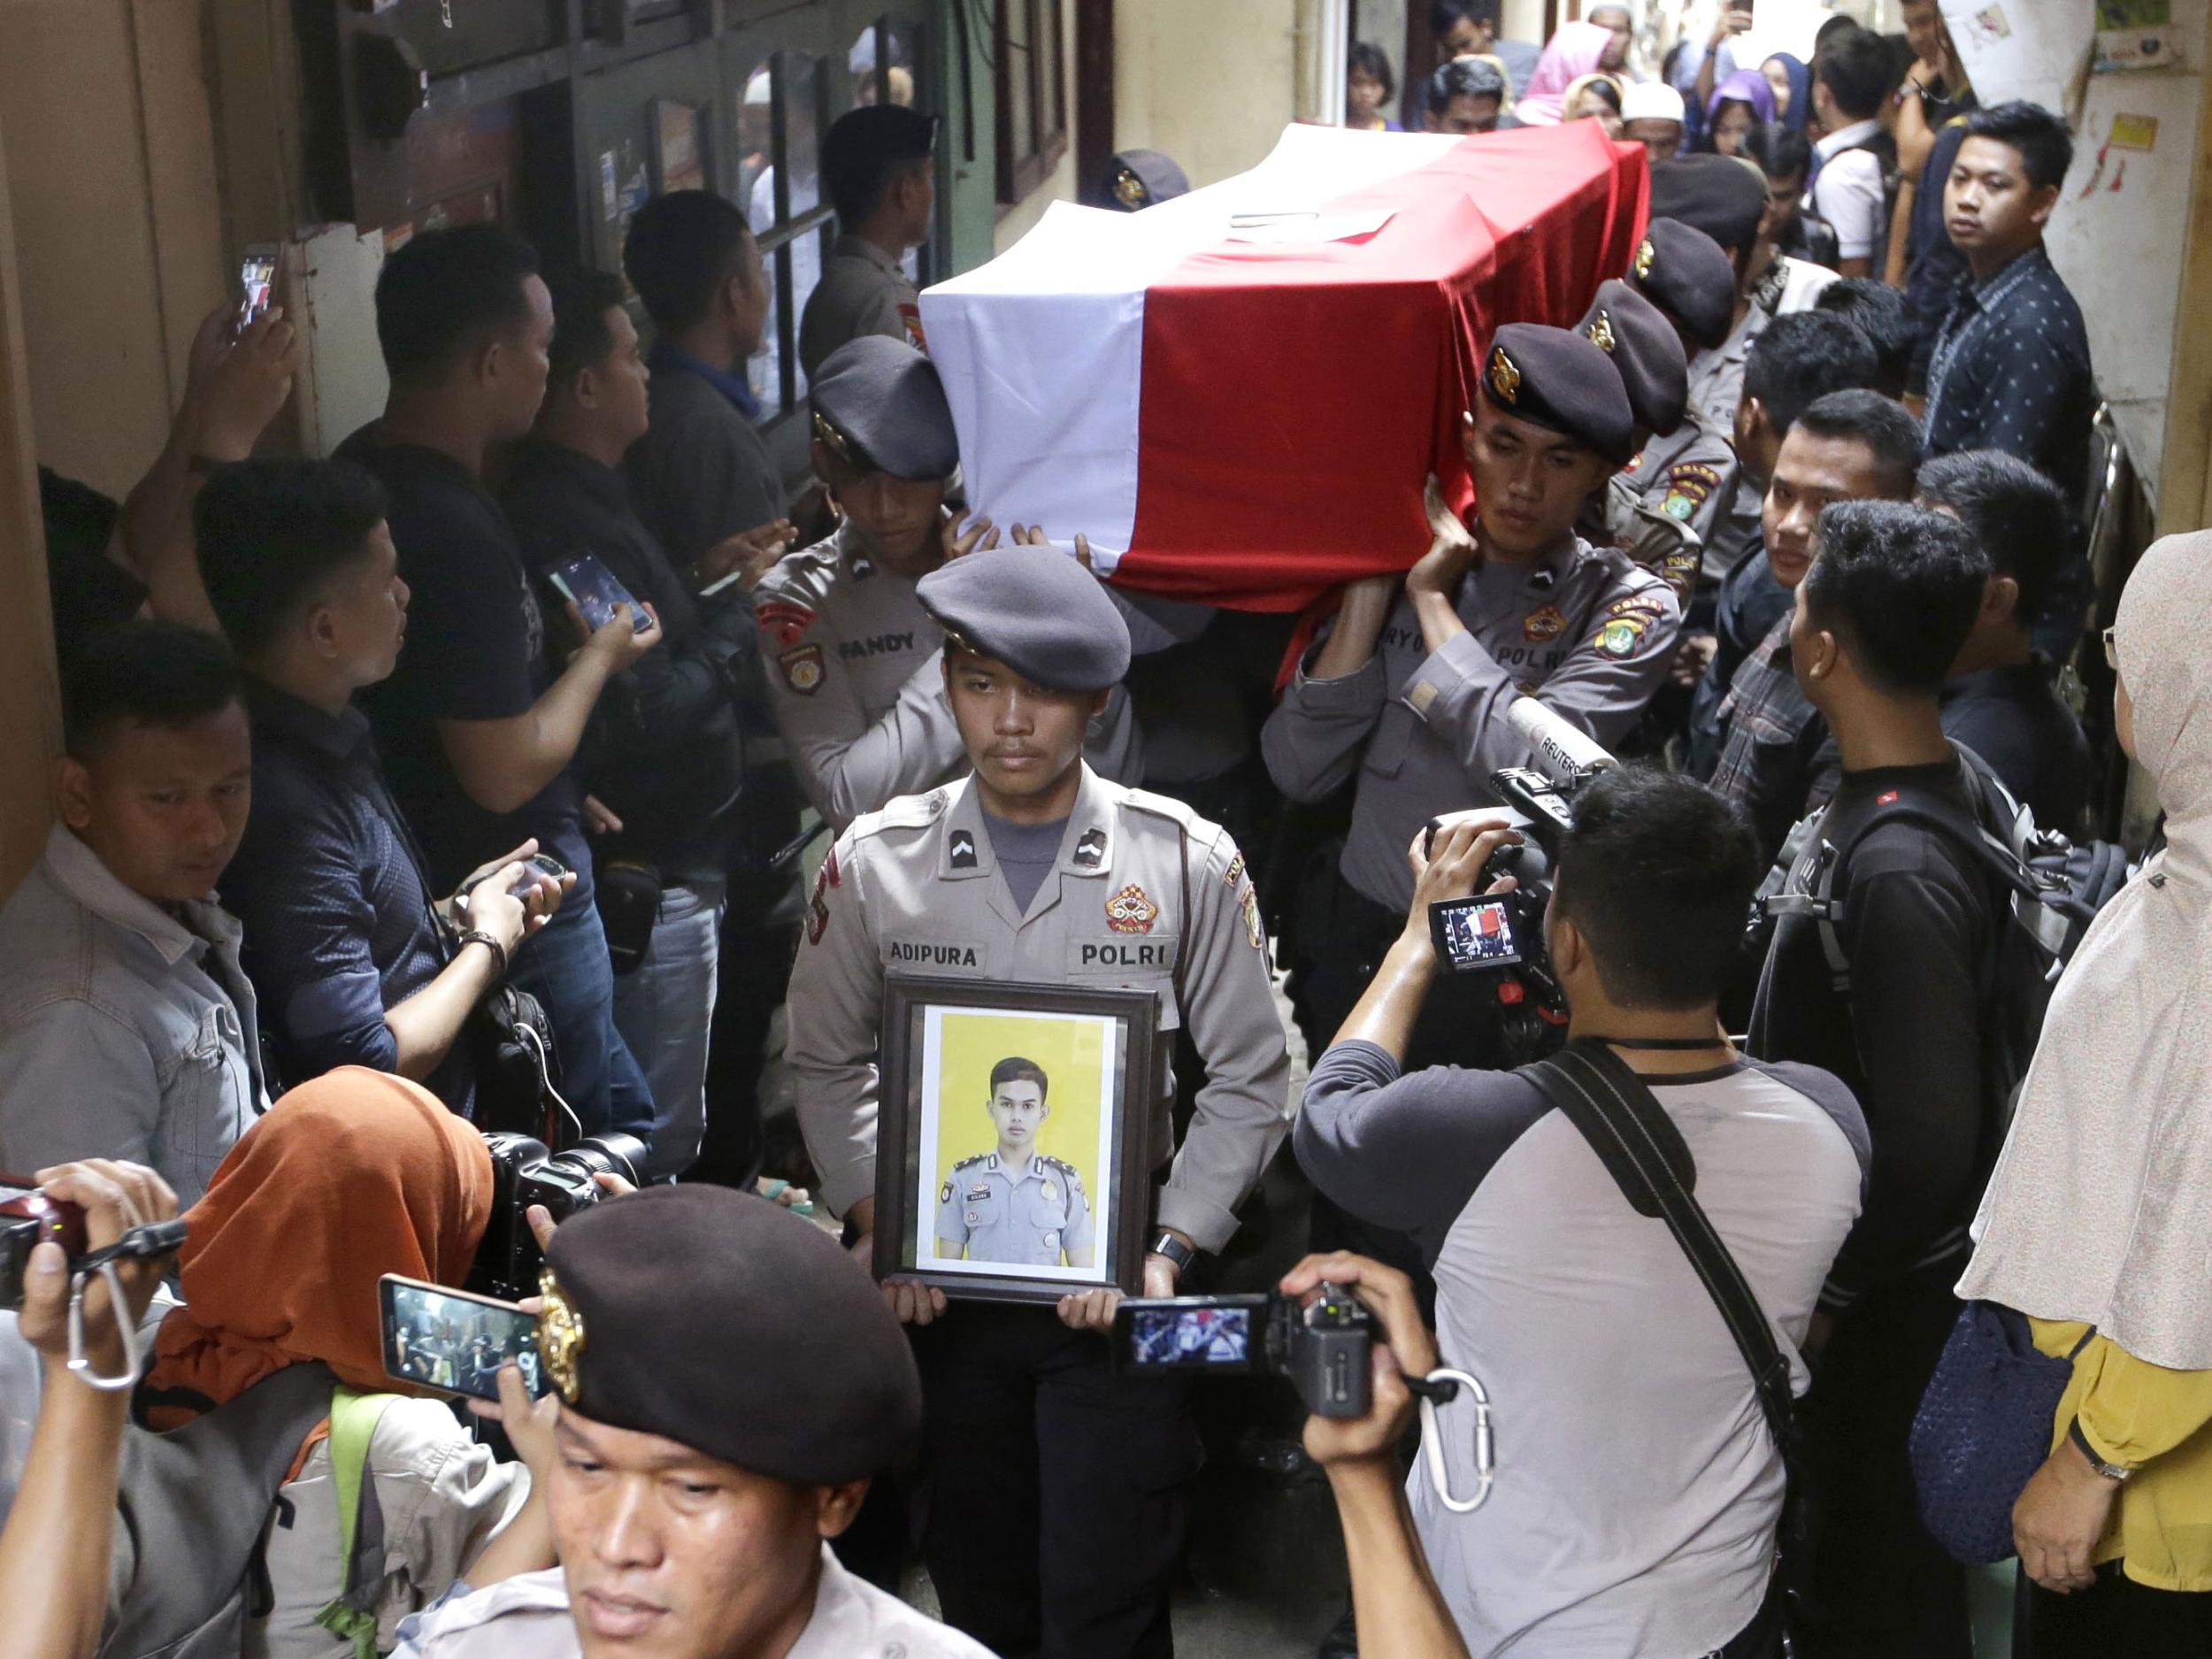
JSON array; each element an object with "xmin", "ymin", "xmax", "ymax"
[{"xmin": 549, "ymin": 1133, "xmax": 646, "ymax": 1190}]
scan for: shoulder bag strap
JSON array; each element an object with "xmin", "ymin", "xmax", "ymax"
[
  {"xmin": 312, "ymin": 1386, "xmax": 401, "ymax": 1659},
  {"xmin": 1525, "ymin": 1040, "xmax": 1797, "ymax": 1456}
]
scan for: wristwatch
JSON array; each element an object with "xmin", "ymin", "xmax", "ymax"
[
  {"xmin": 1148, "ymin": 1232, "xmax": 1196, "ymax": 1274},
  {"xmin": 2069, "ymin": 1419, "xmax": 2135, "ymax": 1483}
]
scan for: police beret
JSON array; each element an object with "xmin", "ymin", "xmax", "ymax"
[
  {"xmin": 1477, "ymin": 323, "xmax": 1636, "ymax": 467},
  {"xmin": 1102, "ymin": 150, "xmax": 1190, "ymax": 211},
  {"xmin": 1647, "ymin": 154, "xmax": 1770, "ymax": 257},
  {"xmin": 1627, "ymin": 217, "xmax": 1739, "ymax": 351},
  {"xmin": 541, "ymin": 1187, "xmax": 921, "ymax": 1486},
  {"xmin": 1576, "ymin": 279, "xmax": 1688, "ymax": 438},
  {"xmin": 916, "ymin": 544, "xmax": 1133, "ymax": 692},
  {"xmin": 811, "ymin": 336, "xmax": 959, "ymax": 480}
]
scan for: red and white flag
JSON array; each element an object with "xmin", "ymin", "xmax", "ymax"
[{"xmin": 920, "ymin": 121, "xmax": 1647, "ymax": 612}]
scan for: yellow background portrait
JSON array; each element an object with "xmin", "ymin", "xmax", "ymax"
[{"xmin": 931, "ymin": 1010, "xmax": 1112, "ymax": 1202}]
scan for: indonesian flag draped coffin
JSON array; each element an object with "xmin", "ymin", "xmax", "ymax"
[{"xmin": 919, "ymin": 121, "xmax": 1649, "ymax": 613}]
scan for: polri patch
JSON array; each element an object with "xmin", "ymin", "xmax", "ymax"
[
  {"xmin": 1594, "ymin": 615, "xmax": 1648, "ymax": 659},
  {"xmin": 1242, "ymin": 885, "xmax": 1266, "ymax": 950},
  {"xmin": 1106, "ymin": 885, "xmax": 1160, "ymax": 934},
  {"xmin": 1523, "ymin": 604, "xmax": 1567, "ymax": 643},
  {"xmin": 755, "ymin": 599, "xmax": 817, "ymax": 648},
  {"xmin": 779, "ymin": 643, "xmax": 825, "ymax": 695}
]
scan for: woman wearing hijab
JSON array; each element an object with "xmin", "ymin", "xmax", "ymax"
[
  {"xmin": 142, "ymin": 1069, "xmax": 529, "ymax": 1659},
  {"xmin": 1956, "ymin": 534, "xmax": 2212, "ymax": 1652},
  {"xmin": 1562, "ymin": 73, "xmax": 1625, "ymax": 140},
  {"xmin": 1512, "ymin": 19, "xmax": 1615, "ymax": 126},
  {"xmin": 1763, "ymin": 52, "xmax": 1813, "ymax": 132},
  {"xmin": 1703, "ymin": 65, "xmax": 1777, "ymax": 157}
]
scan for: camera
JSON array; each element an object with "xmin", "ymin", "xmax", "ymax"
[
  {"xmin": 0, "ymin": 1178, "xmax": 88, "ymax": 1312},
  {"xmin": 468, "ymin": 1132, "xmax": 645, "ymax": 1302},
  {"xmin": 1113, "ymin": 1285, "xmax": 1376, "ymax": 1417}
]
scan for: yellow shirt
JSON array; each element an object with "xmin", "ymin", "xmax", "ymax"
[{"xmin": 2032, "ymin": 1317, "xmax": 2212, "ymax": 1590}]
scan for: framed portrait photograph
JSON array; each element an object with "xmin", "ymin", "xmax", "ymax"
[{"xmin": 874, "ymin": 976, "xmax": 1158, "ymax": 1303}]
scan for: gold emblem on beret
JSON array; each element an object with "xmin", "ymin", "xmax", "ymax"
[
  {"xmin": 1113, "ymin": 166, "xmax": 1148, "ymax": 209},
  {"xmin": 1586, "ymin": 311, "xmax": 1617, "ymax": 354},
  {"xmin": 1633, "ymin": 237, "xmax": 1656, "ymax": 280},
  {"xmin": 1487, "ymin": 346, "xmax": 1522, "ymax": 406},
  {"xmin": 537, "ymin": 1264, "xmax": 586, "ymax": 1404}
]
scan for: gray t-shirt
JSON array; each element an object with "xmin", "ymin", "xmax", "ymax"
[
  {"xmin": 982, "ymin": 810, "xmax": 1070, "ymax": 914},
  {"xmin": 1296, "ymin": 1042, "xmax": 1869, "ymax": 1658}
]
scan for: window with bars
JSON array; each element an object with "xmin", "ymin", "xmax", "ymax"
[{"xmin": 996, "ymin": 0, "xmax": 1067, "ymax": 204}]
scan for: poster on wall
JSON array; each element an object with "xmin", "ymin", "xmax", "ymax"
[{"xmin": 2096, "ymin": 0, "xmax": 2180, "ymax": 71}]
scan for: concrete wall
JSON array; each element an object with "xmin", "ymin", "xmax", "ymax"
[
  {"xmin": 1113, "ymin": 0, "xmax": 1301, "ymax": 189},
  {"xmin": 0, "ymin": 0, "xmax": 227, "ymax": 498}
]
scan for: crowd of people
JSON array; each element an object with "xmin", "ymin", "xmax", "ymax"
[{"xmin": 1, "ymin": 9, "xmax": 2206, "ymax": 1659}]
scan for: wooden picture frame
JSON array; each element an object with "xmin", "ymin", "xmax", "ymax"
[{"xmin": 874, "ymin": 975, "xmax": 1157, "ymax": 1304}]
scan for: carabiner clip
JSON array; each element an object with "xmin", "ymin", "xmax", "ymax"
[
  {"xmin": 66, "ymin": 1260, "xmax": 145, "ymax": 1393},
  {"xmin": 1417, "ymin": 1365, "xmax": 1494, "ymax": 1514}
]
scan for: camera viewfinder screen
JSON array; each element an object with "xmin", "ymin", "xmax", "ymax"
[
  {"xmin": 380, "ymin": 1279, "xmax": 547, "ymax": 1402},
  {"xmin": 1127, "ymin": 1305, "xmax": 1254, "ymax": 1369},
  {"xmin": 1437, "ymin": 896, "xmax": 1522, "ymax": 970}
]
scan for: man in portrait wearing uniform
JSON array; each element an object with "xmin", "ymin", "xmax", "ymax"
[
  {"xmin": 787, "ymin": 545, "xmax": 1291, "ymax": 1658},
  {"xmin": 935, "ymin": 1055, "xmax": 1096, "ymax": 1268},
  {"xmin": 799, "ymin": 104, "xmax": 938, "ymax": 384},
  {"xmin": 391, "ymin": 1187, "xmax": 990, "ymax": 1659},
  {"xmin": 753, "ymin": 337, "xmax": 1140, "ymax": 829},
  {"xmin": 1260, "ymin": 323, "xmax": 1681, "ymax": 1071}
]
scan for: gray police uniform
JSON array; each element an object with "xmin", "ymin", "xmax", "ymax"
[
  {"xmin": 1610, "ymin": 414, "xmax": 1742, "ymax": 595},
  {"xmin": 799, "ymin": 234, "xmax": 926, "ymax": 385},
  {"xmin": 790, "ymin": 764, "xmax": 1290, "ymax": 1248},
  {"xmin": 1261, "ymin": 535, "xmax": 1681, "ymax": 913},
  {"xmin": 389, "ymin": 1548, "xmax": 994, "ymax": 1659},
  {"xmin": 936, "ymin": 1149, "xmax": 1097, "ymax": 1265},
  {"xmin": 752, "ymin": 524, "xmax": 1143, "ymax": 828}
]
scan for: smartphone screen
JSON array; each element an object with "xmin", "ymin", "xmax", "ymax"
[
  {"xmin": 379, "ymin": 1274, "xmax": 549, "ymax": 1402},
  {"xmin": 237, "ymin": 250, "xmax": 278, "ymax": 332},
  {"xmin": 1118, "ymin": 1295, "xmax": 1267, "ymax": 1371},
  {"xmin": 1430, "ymin": 895, "xmax": 1525, "ymax": 972},
  {"xmin": 549, "ymin": 556, "xmax": 651, "ymax": 634}
]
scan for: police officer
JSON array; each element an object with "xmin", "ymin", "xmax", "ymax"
[
  {"xmin": 934, "ymin": 1056, "xmax": 1096, "ymax": 1267},
  {"xmin": 1099, "ymin": 148, "xmax": 1190, "ymax": 211},
  {"xmin": 390, "ymin": 1187, "xmax": 988, "ymax": 1659},
  {"xmin": 752, "ymin": 336, "xmax": 1140, "ymax": 828},
  {"xmin": 1260, "ymin": 322, "xmax": 1680, "ymax": 1067},
  {"xmin": 800, "ymin": 104, "xmax": 938, "ymax": 382},
  {"xmin": 787, "ymin": 544, "xmax": 1291, "ymax": 1658},
  {"xmin": 1620, "ymin": 219, "xmax": 1750, "ymax": 602}
]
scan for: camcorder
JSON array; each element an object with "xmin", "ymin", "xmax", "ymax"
[
  {"xmin": 1113, "ymin": 1285, "xmax": 1376, "ymax": 1417},
  {"xmin": 468, "ymin": 1132, "xmax": 645, "ymax": 1301},
  {"xmin": 1422, "ymin": 697, "xmax": 1614, "ymax": 1064},
  {"xmin": 0, "ymin": 1179, "xmax": 89, "ymax": 1311}
]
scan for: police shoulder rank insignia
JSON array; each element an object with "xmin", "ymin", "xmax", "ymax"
[
  {"xmin": 949, "ymin": 828, "xmax": 978, "ymax": 869},
  {"xmin": 1594, "ymin": 616, "xmax": 1648, "ymax": 659},
  {"xmin": 1634, "ymin": 236, "xmax": 1656, "ymax": 280},
  {"xmin": 1487, "ymin": 346, "xmax": 1522, "ymax": 405},
  {"xmin": 1106, "ymin": 884, "xmax": 1159, "ymax": 934},
  {"xmin": 1586, "ymin": 311, "xmax": 1617, "ymax": 354},
  {"xmin": 1241, "ymin": 884, "xmax": 1266, "ymax": 951},
  {"xmin": 755, "ymin": 599, "xmax": 818, "ymax": 649},
  {"xmin": 1523, "ymin": 604, "xmax": 1567, "ymax": 643},
  {"xmin": 536, "ymin": 1265, "xmax": 586, "ymax": 1404},
  {"xmin": 779, "ymin": 643, "xmax": 825, "ymax": 695},
  {"xmin": 1074, "ymin": 827, "xmax": 1109, "ymax": 868}
]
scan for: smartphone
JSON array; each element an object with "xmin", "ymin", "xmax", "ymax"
[
  {"xmin": 379, "ymin": 1273, "xmax": 549, "ymax": 1402},
  {"xmin": 1428, "ymin": 894, "xmax": 1526, "ymax": 972},
  {"xmin": 1118, "ymin": 1294, "xmax": 1271, "ymax": 1372},
  {"xmin": 237, "ymin": 243, "xmax": 280, "ymax": 334},
  {"xmin": 549, "ymin": 556, "xmax": 652, "ymax": 634}
]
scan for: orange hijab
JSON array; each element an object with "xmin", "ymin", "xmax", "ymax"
[{"xmin": 144, "ymin": 1068, "xmax": 492, "ymax": 1428}]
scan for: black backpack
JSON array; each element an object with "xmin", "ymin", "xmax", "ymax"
[{"xmin": 1758, "ymin": 750, "xmax": 2131, "ymax": 1146}]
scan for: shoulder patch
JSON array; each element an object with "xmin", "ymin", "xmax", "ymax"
[
  {"xmin": 778, "ymin": 643, "xmax": 825, "ymax": 695},
  {"xmin": 1592, "ymin": 613, "xmax": 1652, "ymax": 659},
  {"xmin": 756, "ymin": 599, "xmax": 819, "ymax": 649}
]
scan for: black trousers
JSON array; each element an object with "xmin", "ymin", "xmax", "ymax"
[
  {"xmin": 912, "ymin": 1304, "xmax": 1202, "ymax": 1659},
  {"xmin": 1793, "ymin": 1267, "xmax": 1972, "ymax": 1659},
  {"xmin": 2016, "ymin": 1561, "xmax": 2212, "ymax": 1656}
]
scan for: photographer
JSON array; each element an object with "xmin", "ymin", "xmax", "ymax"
[
  {"xmin": 1288, "ymin": 1251, "xmax": 1471, "ymax": 1659},
  {"xmin": 1295, "ymin": 771, "xmax": 1868, "ymax": 1656},
  {"xmin": 0, "ymin": 1160, "xmax": 180, "ymax": 1659},
  {"xmin": 391, "ymin": 1185, "xmax": 990, "ymax": 1658}
]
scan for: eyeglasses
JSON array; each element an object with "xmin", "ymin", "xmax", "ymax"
[{"xmin": 2102, "ymin": 626, "xmax": 2119, "ymax": 672}]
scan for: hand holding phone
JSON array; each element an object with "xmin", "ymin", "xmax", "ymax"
[
  {"xmin": 549, "ymin": 556, "xmax": 653, "ymax": 635},
  {"xmin": 236, "ymin": 245, "xmax": 280, "ymax": 338}
]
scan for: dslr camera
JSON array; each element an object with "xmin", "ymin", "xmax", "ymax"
[
  {"xmin": 1113, "ymin": 1286, "xmax": 1375, "ymax": 1417},
  {"xmin": 0, "ymin": 1178, "xmax": 88, "ymax": 1312},
  {"xmin": 468, "ymin": 1132, "xmax": 645, "ymax": 1302}
]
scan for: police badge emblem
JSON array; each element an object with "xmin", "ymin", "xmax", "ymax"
[
  {"xmin": 1586, "ymin": 311, "xmax": 1617, "ymax": 354},
  {"xmin": 536, "ymin": 1265, "xmax": 587, "ymax": 1404},
  {"xmin": 1634, "ymin": 237, "xmax": 1656, "ymax": 280},
  {"xmin": 1487, "ymin": 346, "xmax": 1522, "ymax": 405},
  {"xmin": 1106, "ymin": 884, "xmax": 1159, "ymax": 934}
]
